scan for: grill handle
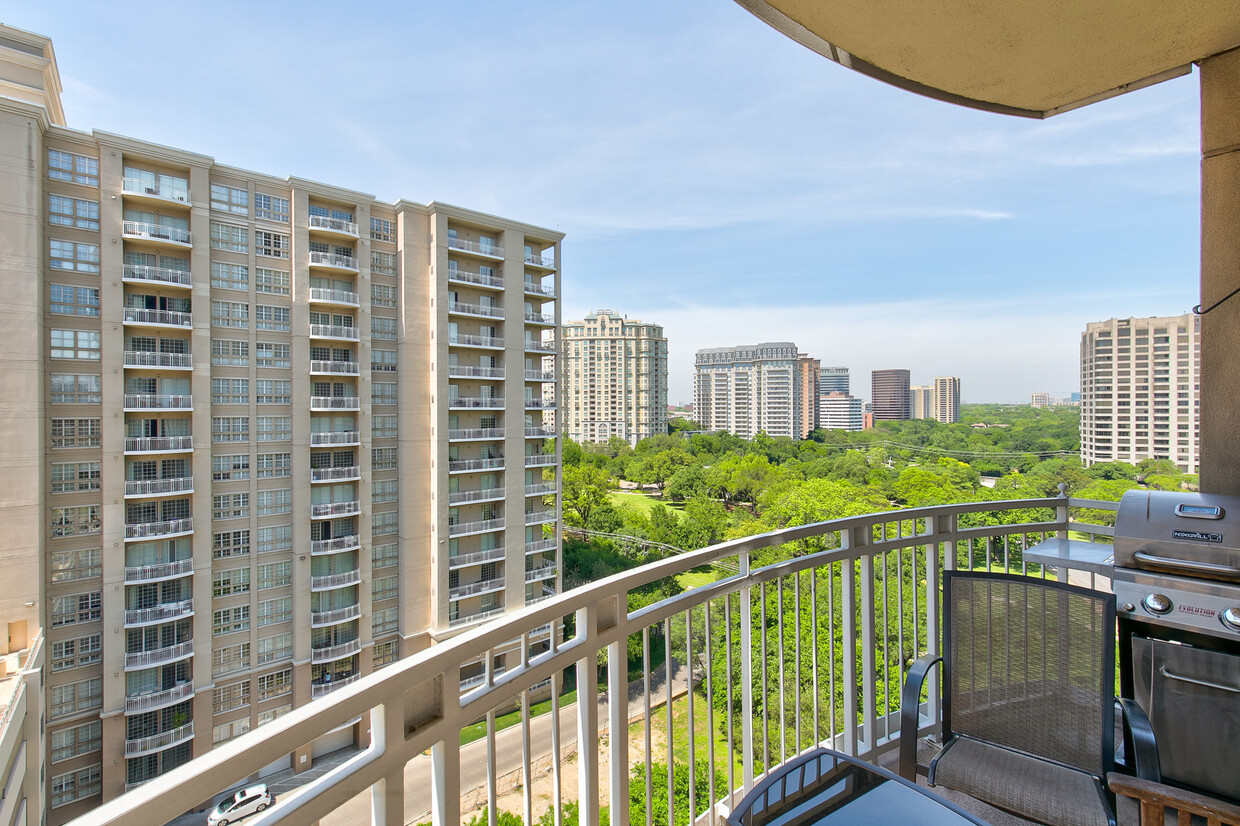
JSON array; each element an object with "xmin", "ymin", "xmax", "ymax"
[
  {"xmin": 1158, "ymin": 665, "xmax": 1240, "ymax": 695},
  {"xmin": 1133, "ymin": 550, "xmax": 1240, "ymax": 577}
]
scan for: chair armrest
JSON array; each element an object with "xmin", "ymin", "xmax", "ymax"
[
  {"xmin": 899, "ymin": 653, "xmax": 942, "ymax": 782},
  {"xmin": 1107, "ymin": 773, "xmax": 1240, "ymax": 826},
  {"xmin": 1116, "ymin": 698, "xmax": 1160, "ymax": 782}
]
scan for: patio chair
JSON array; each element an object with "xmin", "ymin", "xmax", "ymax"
[
  {"xmin": 897, "ymin": 570, "xmax": 1160, "ymax": 826},
  {"xmin": 1107, "ymin": 773, "xmax": 1240, "ymax": 826}
]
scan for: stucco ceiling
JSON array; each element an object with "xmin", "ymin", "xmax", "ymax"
[{"xmin": 736, "ymin": 0, "xmax": 1240, "ymax": 117}]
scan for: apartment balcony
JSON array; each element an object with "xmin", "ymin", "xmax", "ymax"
[
  {"xmin": 448, "ymin": 427, "xmax": 506, "ymax": 441},
  {"xmin": 448, "ymin": 546, "xmax": 506, "ymax": 569},
  {"xmin": 523, "ymin": 510, "xmax": 556, "ymax": 525},
  {"xmin": 524, "ymin": 453, "xmax": 557, "ymax": 468},
  {"xmin": 447, "ymin": 237, "xmax": 504, "ymax": 258},
  {"xmin": 448, "ymin": 301, "xmax": 505, "ymax": 320},
  {"xmin": 523, "ymin": 252, "xmax": 556, "ymax": 269},
  {"xmin": 525, "ymin": 426, "xmax": 557, "ymax": 438},
  {"xmin": 309, "ymin": 324, "xmax": 360, "ymax": 341},
  {"xmin": 122, "ymin": 263, "xmax": 192, "ymax": 288},
  {"xmin": 310, "ymin": 430, "xmax": 360, "ymax": 447},
  {"xmin": 121, "ymin": 177, "xmax": 191, "ymax": 206},
  {"xmin": 525, "ymin": 537, "xmax": 558, "ymax": 554},
  {"xmin": 123, "ymin": 307, "xmax": 192, "ymax": 328},
  {"xmin": 523, "ymin": 279, "xmax": 556, "ymax": 298},
  {"xmin": 310, "ymin": 395, "xmax": 360, "ymax": 411},
  {"xmin": 310, "ymin": 604, "xmax": 362, "ymax": 628},
  {"xmin": 310, "ymin": 359, "xmax": 360, "ymax": 376},
  {"xmin": 524, "ymin": 398, "xmax": 556, "ymax": 410},
  {"xmin": 308, "ymin": 251, "xmax": 359, "ymax": 272},
  {"xmin": 310, "ymin": 501, "xmax": 361, "ymax": 519},
  {"xmin": 123, "ymin": 394, "xmax": 193, "ymax": 412},
  {"xmin": 124, "ymin": 351, "xmax": 193, "ymax": 370},
  {"xmin": 448, "ymin": 605, "xmax": 506, "ymax": 629},
  {"xmin": 310, "ymin": 534, "xmax": 361, "ymax": 556},
  {"xmin": 308, "ymin": 214, "xmax": 359, "ymax": 237},
  {"xmin": 447, "ymin": 268, "xmax": 504, "ymax": 289},
  {"xmin": 524, "ymin": 311, "xmax": 555, "ymax": 326},
  {"xmin": 448, "ymin": 488, "xmax": 505, "ymax": 506},
  {"xmin": 448, "ymin": 333, "xmax": 504, "ymax": 350},
  {"xmin": 309, "ymin": 286, "xmax": 360, "ymax": 306},
  {"xmin": 448, "ymin": 457, "xmax": 505, "ymax": 473},
  {"xmin": 525, "ymin": 369, "xmax": 556, "ymax": 382},
  {"xmin": 525, "ymin": 482, "xmax": 557, "ymax": 497},
  {"xmin": 125, "ymin": 682, "xmax": 194, "ymax": 715},
  {"xmin": 310, "ymin": 639, "xmax": 362, "ymax": 664},
  {"xmin": 448, "ymin": 576, "xmax": 506, "ymax": 601},
  {"xmin": 524, "ymin": 564, "xmax": 557, "ymax": 583},
  {"xmin": 124, "ymin": 640, "xmax": 194, "ymax": 671},
  {"xmin": 125, "ymin": 721, "xmax": 194, "ymax": 758},
  {"xmin": 447, "ymin": 365, "xmax": 506, "ymax": 379},
  {"xmin": 122, "ymin": 220, "xmax": 192, "ymax": 247},
  {"xmin": 310, "ymin": 465, "xmax": 361, "ymax": 483},
  {"xmin": 311, "ymin": 672, "xmax": 360, "ymax": 699},
  {"xmin": 124, "ymin": 517, "xmax": 193, "ymax": 541},
  {"xmin": 524, "ymin": 339, "xmax": 556, "ymax": 353},
  {"xmin": 124, "ymin": 599, "xmax": 194, "ymax": 627},
  {"xmin": 124, "ymin": 477, "xmax": 194, "ymax": 498},
  {"xmin": 458, "ymin": 667, "xmax": 507, "ymax": 694},
  {"xmin": 449, "ymin": 396, "xmax": 504, "ymax": 410},
  {"xmin": 124, "ymin": 558, "xmax": 193, "ymax": 584},
  {"xmin": 448, "ymin": 517, "xmax": 505, "ymax": 538},
  {"xmin": 310, "ymin": 570, "xmax": 362, "ymax": 592},
  {"xmin": 124, "ymin": 436, "xmax": 193, "ymax": 454}
]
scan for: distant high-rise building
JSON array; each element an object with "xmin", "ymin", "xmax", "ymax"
[
  {"xmin": 796, "ymin": 354, "xmax": 821, "ymax": 438},
  {"xmin": 910, "ymin": 385, "xmax": 934, "ymax": 419},
  {"xmin": 562, "ymin": 310, "xmax": 668, "ymax": 445},
  {"xmin": 933, "ymin": 376, "xmax": 961, "ymax": 423},
  {"xmin": 694, "ymin": 343, "xmax": 801, "ymax": 439},
  {"xmin": 1030, "ymin": 392, "xmax": 1052, "ymax": 408},
  {"xmin": 820, "ymin": 393, "xmax": 864, "ymax": 431},
  {"xmin": 819, "ymin": 366, "xmax": 850, "ymax": 395},
  {"xmin": 871, "ymin": 369, "xmax": 911, "ymax": 421},
  {"xmin": 1080, "ymin": 314, "xmax": 1200, "ymax": 472}
]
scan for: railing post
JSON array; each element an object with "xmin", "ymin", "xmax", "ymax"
[
  {"xmin": 739, "ymin": 550, "xmax": 754, "ymax": 794},
  {"xmin": 370, "ymin": 704, "xmax": 404, "ymax": 826},
  {"xmin": 841, "ymin": 527, "xmax": 858, "ymax": 756},
  {"xmin": 1056, "ymin": 483, "xmax": 1069, "ymax": 539},
  {"xmin": 576, "ymin": 604, "xmax": 601, "ymax": 826},
  {"xmin": 608, "ymin": 636, "xmax": 628, "ymax": 826},
  {"xmin": 431, "ymin": 737, "xmax": 461, "ymax": 826},
  {"xmin": 858, "ymin": 552, "xmax": 877, "ymax": 757}
]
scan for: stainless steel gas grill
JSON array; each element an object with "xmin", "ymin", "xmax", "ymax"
[{"xmin": 1112, "ymin": 490, "xmax": 1240, "ymax": 804}]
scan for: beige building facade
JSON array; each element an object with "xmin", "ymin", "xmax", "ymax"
[
  {"xmin": 933, "ymin": 376, "xmax": 961, "ymax": 424},
  {"xmin": 795, "ymin": 354, "xmax": 820, "ymax": 438},
  {"xmin": 1080, "ymin": 314, "xmax": 1200, "ymax": 473},
  {"xmin": 694, "ymin": 342, "xmax": 801, "ymax": 439},
  {"xmin": 0, "ymin": 26, "xmax": 561, "ymax": 819},
  {"xmin": 562, "ymin": 310, "xmax": 668, "ymax": 445}
]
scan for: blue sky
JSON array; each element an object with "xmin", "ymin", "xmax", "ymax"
[{"xmin": 21, "ymin": 1, "xmax": 1201, "ymax": 403}]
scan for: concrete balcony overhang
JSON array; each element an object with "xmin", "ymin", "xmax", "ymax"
[{"xmin": 734, "ymin": 0, "xmax": 1240, "ymax": 117}]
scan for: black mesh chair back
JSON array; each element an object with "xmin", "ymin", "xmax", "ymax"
[{"xmin": 944, "ymin": 571, "xmax": 1115, "ymax": 778}]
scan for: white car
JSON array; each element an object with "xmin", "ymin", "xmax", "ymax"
[{"xmin": 207, "ymin": 784, "xmax": 274, "ymax": 825}]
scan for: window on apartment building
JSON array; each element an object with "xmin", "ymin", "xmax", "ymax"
[
  {"xmin": 373, "ymin": 640, "xmax": 398, "ymax": 669},
  {"xmin": 256, "ymin": 452, "xmax": 291, "ymax": 478},
  {"xmin": 212, "ymin": 641, "xmax": 250, "ymax": 676},
  {"xmin": 51, "ymin": 461, "xmax": 101, "ymax": 493},
  {"xmin": 371, "ymin": 316, "xmax": 397, "ymax": 340},
  {"xmin": 256, "ymin": 416, "xmax": 291, "ymax": 441},
  {"xmin": 212, "ymin": 492, "xmax": 249, "ymax": 521},
  {"xmin": 372, "ymin": 415, "xmax": 397, "ymax": 439},
  {"xmin": 370, "ymin": 217, "xmax": 395, "ymax": 242},
  {"xmin": 255, "ymin": 341, "xmax": 290, "ymax": 368},
  {"xmin": 256, "ymin": 488, "xmax": 292, "ymax": 516},
  {"xmin": 51, "ymin": 592, "xmax": 101, "ymax": 627},
  {"xmin": 211, "ymin": 416, "xmax": 249, "ymax": 443},
  {"xmin": 372, "ymin": 447, "xmax": 397, "ymax": 471},
  {"xmin": 210, "ymin": 222, "xmax": 248, "ymax": 253},
  {"xmin": 51, "ymin": 720, "xmax": 102, "ymax": 763},
  {"xmin": 212, "ymin": 530, "xmax": 250, "ymax": 559},
  {"xmin": 51, "ymin": 505, "xmax": 101, "ymax": 537},
  {"xmin": 51, "ymin": 764, "xmax": 102, "ymax": 808},
  {"xmin": 255, "ymin": 304, "xmax": 290, "ymax": 331},
  {"xmin": 254, "ymin": 267, "xmax": 290, "ymax": 295},
  {"xmin": 213, "ymin": 680, "xmax": 250, "ymax": 715},
  {"xmin": 372, "ymin": 349, "xmax": 397, "ymax": 372},
  {"xmin": 51, "ymin": 417, "xmax": 101, "ymax": 448},
  {"xmin": 210, "ymin": 261, "xmax": 249, "ymax": 290},
  {"xmin": 256, "ymin": 380, "xmax": 290, "ymax": 405},
  {"xmin": 372, "ymin": 382, "xmax": 397, "ymax": 405},
  {"xmin": 212, "ymin": 567, "xmax": 250, "ymax": 597},
  {"xmin": 211, "ymin": 183, "xmax": 249, "ymax": 215},
  {"xmin": 211, "ymin": 339, "xmax": 249, "ymax": 367},
  {"xmin": 48, "ymin": 149, "xmax": 98, "ymax": 186},
  {"xmin": 211, "ymin": 378, "xmax": 250, "ymax": 405},
  {"xmin": 372, "ymin": 575, "xmax": 398, "ymax": 602},
  {"xmin": 372, "ymin": 510, "xmax": 398, "ymax": 536},
  {"xmin": 211, "ymin": 300, "xmax": 249, "ymax": 328},
  {"xmin": 371, "ymin": 251, "xmax": 397, "ymax": 277},
  {"xmin": 211, "ymin": 454, "xmax": 250, "ymax": 482},
  {"xmin": 252, "ymin": 192, "xmax": 289, "ymax": 222},
  {"xmin": 372, "ymin": 543, "xmax": 398, "ymax": 569},
  {"xmin": 257, "ymin": 632, "xmax": 292, "ymax": 665},
  {"xmin": 49, "ymin": 194, "xmax": 99, "ymax": 230},
  {"xmin": 372, "ymin": 608, "xmax": 398, "ymax": 635},
  {"xmin": 212, "ymin": 606, "xmax": 250, "ymax": 636},
  {"xmin": 255, "ymin": 230, "xmax": 290, "ymax": 259},
  {"xmin": 50, "ymin": 329, "xmax": 101, "ymax": 360},
  {"xmin": 257, "ymin": 597, "xmax": 292, "ymax": 626},
  {"xmin": 212, "ymin": 719, "xmax": 251, "ymax": 745},
  {"xmin": 49, "ymin": 677, "xmax": 101, "ymax": 719},
  {"xmin": 372, "ymin": 479, "xmax": 398, "ymax": 503},
  {"xmin": 258, "ymin": 669, "xmax": 293, "ymax": 700},
  {"xmin": 371, "ymin": 283, "xmax": 397, "ymax": 309},
  {"xmin": 50, "ymin": 548, "xmax": 101, "ymax": 583},
  {"xmin": 50, "ymin": 634, "xmax": 101, "ymax": 672},
  {"xmin": 257, "ymin": 524, "xmax": 292, "ymax": 554},
  {"xmin": 257, "ymin": 560, "xmax": 291, "ymax": 590},
  {"xmin": 50, "ymin": 284, "xmax": 100, "ymax": 316}
]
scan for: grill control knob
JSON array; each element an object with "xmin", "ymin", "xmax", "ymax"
[
  {"xmin": 1143, "ymin": 593, "xmax": 1173, "ymax": 615},
  {"xmin": 1222, "ymin": 608, "xmax": 1240, "ymax": 632}
]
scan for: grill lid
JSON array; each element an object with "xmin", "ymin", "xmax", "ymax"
[{"xmin": 1114, "ymin": 491, "xmax": 1240, "ymax": 583}]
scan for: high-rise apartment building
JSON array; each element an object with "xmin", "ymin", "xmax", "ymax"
[
  {"xmin": 1080, "ymin": 314, "xmax": 1200, "ymax": 472},
  {"xmin": 0, "ymin": 27, "xmax": 561, "ymax": 818},
  {"xmin": 796, "ymin": 355, "xmax": 821, "ymax": 438},
  {"xmin": 933, "ymin": 376, "xmax": 961, "ymax": 423},
  {"xmin": 1030, "ymin": 392, "xmax": 1052, "ymax": 408},
  {"xmin": 819, "ymin": 393, "xmax": 864, "ymax": 431},
  {"xmin": 694, "ymin": 343, "xmax": 801, "ymax": 439},
  {"xmin": 819, "ymin": 366, "xmax": 849, "ymax": 396},
  {"xmin": 562, "ymin": 310, "xmax": 668, "ymax": 445},
  {"xmin": 910, "ymin": 385, "xmax": 933, "ymax": 419},
  {"xmin": 871, "ymin": 369, "xmax": 911, "ymax": 421}
]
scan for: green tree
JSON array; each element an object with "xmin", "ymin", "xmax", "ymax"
[{"xmin": 562, "ymin": 464, "xmax": 612, "ymax": 528}]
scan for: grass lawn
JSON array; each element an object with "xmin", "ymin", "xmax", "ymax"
[
  {"xmin": 628, "ymin": 687, "xmax": 744, "ymax": 782},
  {"xmin": 459, "ymin": 688, "xmax": 578, "ymax": 746},
  {"xmin": 609, "ymin": 491, "xmax": 684, "ymax": 514},
  {"xmin": 676, "ymin": 570, "xmax": 718, "ymax": 590}
]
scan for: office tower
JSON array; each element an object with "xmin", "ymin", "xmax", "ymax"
[
  {"xmin": 562, "ymin": 310, "xmax": 668, "ymax": 445},
  {"xmin": 819, "ymin": 393, "xmax": 864, "ymax": 431},
  {"xmin": 694, "ymin": 343, "xmax": 801, "ymax": 439},
  {"xmin": 910, "ymin": 385, "xmax": 934, "ymax": 419},
  {"xmin": 933, "ymin": 377, "xmax": 961, "ymax": 423},
  {"xmin": 871, "ymin": 369, "xmax": 911, "ymax": 421},
  {"xmin": 1080, "ymin": 315, "xmax": 1200, "ymax": 473},
  {"xmin": 796, "ymin": 355, "xmax": 821, "ymax": 438},
  {"xmin": 819, "ymin": 366, "xmax": 850, "ymax": 396},
  {"xmin": 0, "ymin": 28, "xmax": 561, "ymax": 817}
]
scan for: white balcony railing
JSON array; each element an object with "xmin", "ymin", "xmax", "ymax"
[
  {"xmin": 123, "ymin": 394, "xmax": 193, "ymax": 411},
  {"xmin": 310, "ymin": 604, "xmax": 362, "ymax": 627},
  {"xmin": 448, "ymin": 301, "xmax": 505, "ymax": 319},
  {"xmin": 447, "ymin": 457, "xmax": 505, "ymax": 473},
  {"xmin": 525, "ymin": 482, "xmax": 558, "ymax": 496},
  {"xmin": 125, "ymin": 682, "xmax": 194, "ymax": 715},
  {"xmin": 123, "ymin": 640, "xmax": 193, "ymax": 671},
  {"xmin": 123, "ymin": 307, "xmax": 192, "ymax": 328},
  {"xmin": 449, "ymin": 397, "xmax": 504, "ymax": 409},
  {"xmin": 447, "ymin": 365, "xmax": 506, "ymax": 379},
  {"xmin": 309, "ymin": 360, "xmax": 360, "ymax": 375},
  {"xmin": 123, "ymin": 518, "xmax": 193, "ymax": 540},
  {"xmin": 310, "ymin": 396, "xmax": 360, "ymax": 411},
  {"xmin": 525, "ymin": 426, "xmax": 557, "ymax": 438},
  {"xmin": 523, "ymin": 510, "xmax": 556, "ymax": 525},
  {"xmin": 309, "ymin": 431, "xmax": 360, "ymax": 447},
  {"xmin": 308, "ymin": 251, "xmax": 359, "ymax": 271},
  {"xmin": 308, "ymin": 215, "xmax": 359, "ymax": 236},
  {"xmin": 524, "ymin": 454, "xmax": 557, "ymax": 467},
  {"xmin": 524, "ymin": 565, "xmax": 557, "ymax": 583},
  {"xmin": 122, "ymin": 220, "xmax": 191, "ymax": 245},
  {"xmin": 447, "ymin": 546, "xmax": 506, "ymax": 569},
  {"xmin": 123, "ymin": 599, "xmax": 194, "ymax": 626},
  {"xmin": 448, "ymin": 517, "xmax": 505, "ymax": 537},
  {"xmin": 125, "ymin": 436, "xmax": 193, "ymax": 453},
  {"xmin": 311, "ymin": 672, "xmax": 360, "ymax": 699},
  {"xmin": 447, "ymin": 237, "xmax": 503, "ymax": 257},
  {"xmin": 124, "ymin": 558, "xmax": 193, "ymax": 584},
  {"xmin": 124, "ymin": 477, "xmax": 194, "ymax": 497},
  {"xmin": 448, "ymin": 427, "xmax": 505, "ymax": 441},
  {"xmin": 310, "ymin": 570, "xmax": 362, "ymax": 592},
  {"xmin": 524, "ymin": 339, "xmax": 556, "ymax": 353},
  {"xmin": 310, "ymin": 638, "xmax": 362, "ymax": 664},
  {"xmin": 448, "ymin": 488, "xmax": 505, "ymax": 506},
  {"xmin": 448, "ymin": 576, "xmax": 506, "ymax": 601},
  {"xmin": 309, "ymin": 286, "xmax": 360, "ymax": 305},
  {"xmin": 525, "ymin": 369, "xmax": 557, "ymax": 381},
  {"xmin": 524, "ymin": 312, "xmax": 555, "ymax": 325},
  {"xmin": 125, "ymin": 721, "xmax": 194, "ymax": 758},
  {"xmin": 524, "ymin": 398, "xmax": 556, "ymax": 409},
  {"xmin": 448, "ymin": 334, "xmax": 504, "ymax": 349},
  {"xmin": 524, "ymin": 252, "xmax": 556, "ymax": 268},
  {"xmin": 523, "ymin": 279, "xmax": 556, "ymax": 297},
  {"xmin": 310, "ymin": 465, "xmax": 361, "ymax": 483},
  {"xmin": 122, "ymin": 177, "xmax": 191, "ymax": 204},
  {"xmin": 309, "ymin": 324, "xmax": 360, "ymax": 340},
  {"xmin": 309, "ymin": 534, "xmax": 361, "ymax": 556},
  {"xmin": 124, "ymin": 351, "xmax": 193, "ymax": 369},
  {"xmin": 310, "ymin": 501, "xmax": 361, "ymax": 519},
  {"xmin": 447, "ymin": 268, "xmax": 504, "ymax": 289},
  {"xmin": 80, "ymin": 494, "xmax": 1117, "ymax": 826},
  {"xmin": 524, "ymin": 537, "xmax": 558, "ymax": 554},
  {"xmin": 122, "ymin": 264, "xmax": 192, "ymax": 287}
]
